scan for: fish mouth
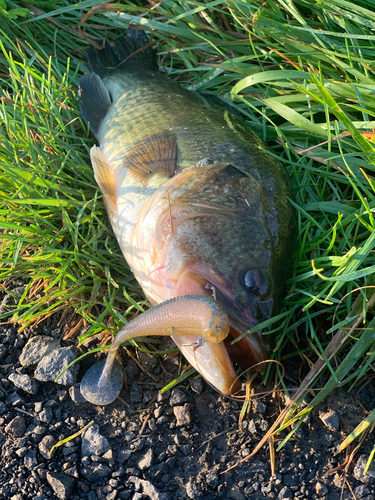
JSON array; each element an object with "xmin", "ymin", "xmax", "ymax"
[{"xmin": 173, "ymin": 269, "xmax": 270, "ymax": 395}]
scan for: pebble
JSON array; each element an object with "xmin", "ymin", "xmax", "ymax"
[
  {"xmin": 354, "ymin": 455, "xmax": 375, "ymax": 484},
  {"xmin": 118, "ymin": 449, "xmax": 132, "ymax": 464},
  {"xmin": 137, "ymin": 448, "xmax": 154, "ymax": 470},
  {"xmin": 315, "ymin": 481, "xmax": 328, "ymax": 496},
  {"xmin": 6, "ymin": 391, "xmax": 25, "ymax": 406},
  {"xmin": 252, "ymin": 399, "xmax": 266, "ymax": 413},
  {"xmin": 8, "ymin": 372, "xmax": 38, "ymax": 394},
  {"xmin": 38, "ymin": 435, "xmax": 57, "ymax": 459},
  {"xmin": 46, "ymin": 471, "xmax": 76, "ymax": 500},
  {"xmin": 80, "ymin": 462, "xmax": 112, "ymax": 482},
  {"xmin": 39, "ymin": 407, "xmax": 53, "ymax": 424},
  {"xmin": 169, "ymin": 389, "xmax": 187, "ymax": 406},
  {"xmin": 24, "ymin": 449, "xmax": 38, "ymax": 469},
  {"xmin": 139, "ymin": 351, "xmax": 158, "ymax": 370},
  {"xmin": 82, "ymin": 424, "xmax": 111, "ymax": 457},
  {"xmin": 278, "ymin": 486, "xmax": 292, "ymax": 499},
  {"xmin": 319, "ymin": 409, "xmax": 339, "ymax": 431},
  {"xmin": 173, "ymin": 404, "xmax": 192, "ymax": 427},
  {"xmin": 128, "ymin": 476, "xmax": 170, "ymax": 500},
  {"xmin": 354, "ymin": 485, "xmax": 371, "ymax": 498},
  {"xmin": 189, "ymin": 378, "xmax": 203, "ymax": 394},
  {"xmin": 5, "ymin": 416, "xmax": 26, "ymax": 438},
  {"xmin": 69, "ymin": 383, "xmax": 87, "ymax": 404},
  {"xmin": 34, "ymin": 346, "xmax": 79, "ymax": 385},
  {"xmin": 19, "ymin": 336, "xmax": 60, "ymax": 367},
  {"xmin": 185, "ymin": 481, "xmax": 201, "ymax": 499},
  {"xmin": 206, "ymin": 471, "xmax": 219, "ymax": 489}
]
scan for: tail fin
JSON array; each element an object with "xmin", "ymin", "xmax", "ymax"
[{"xmin": 86, "ymin": 29, "xmax": 158, "ymax": 78}]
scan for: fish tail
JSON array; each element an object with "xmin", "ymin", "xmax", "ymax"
[{"xmin": 86, "ymin": 29, "xmax": 158, "ymax": 78}]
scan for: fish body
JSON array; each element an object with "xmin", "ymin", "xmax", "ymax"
[{"xmin": 79, "ymin": 31, "xmax": 295, "ymax": 395}]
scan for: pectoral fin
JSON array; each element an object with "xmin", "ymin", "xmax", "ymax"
[
  {"xmin": 125, "ymin": 130, "xmax": 178, "ymax": 180},
  {"xmin": 90, "ymin": 146, "xmax": 118, "ymax": 213}
]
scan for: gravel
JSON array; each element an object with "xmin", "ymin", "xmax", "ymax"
[{"xmin": 1, "ymin": 282, "xmax": 375, "ymax": 500}]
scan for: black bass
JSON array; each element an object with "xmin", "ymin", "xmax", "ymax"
[{"xmin": 78, "ymin": 30, "xmax": 295, "ymax": 404}]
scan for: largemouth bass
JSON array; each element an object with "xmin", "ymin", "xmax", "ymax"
[{"xmin": 78, "ymin": 30, "xmax": 295, "ymax": 404}]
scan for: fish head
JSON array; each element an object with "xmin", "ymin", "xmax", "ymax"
[{"xmin": 129, "ymin": 162, "xmax": 295, "ymax": 393}]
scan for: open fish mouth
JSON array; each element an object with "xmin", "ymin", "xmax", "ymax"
[{"xmin": 172, "ymin": 269, "xmax": 271, "ymax": 395}]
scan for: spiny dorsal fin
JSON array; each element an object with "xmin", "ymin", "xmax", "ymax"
[
  {"xmin": 90, "ymin": 146, "xmax": 118, "ymax": 213},
  {"xmin": 125, "ymin": 130, "xmax": 178, "ymax": 180},
  {"xmin": 86, "ymin": 30, "xmax": 158, "ymax": 78},
  {"xmin": 79, "ymin": 73, "xmax": 111, "ymax": 138}
]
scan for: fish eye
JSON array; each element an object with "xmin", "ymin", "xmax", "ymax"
[{"xmin": 243, "ymin": 270, "xmax": 270, "ymax": 299}]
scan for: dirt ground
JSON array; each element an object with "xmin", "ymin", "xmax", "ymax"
[{"xmin": 1, "ymin": 281, "xmax": 375, "ymax": 500}]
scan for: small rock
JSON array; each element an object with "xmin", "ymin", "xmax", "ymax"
[
  {"xmin": 64, "ymin": 465, "xmax": 79, "ymax": 478},
  {"xmin": 82, "ymin": 424, "xmax": 111, "ymax": 457},
  {"xmin": 80, "ymin": 462, "xmax": 112, "ymax": 482},
  {"xmin": 354, "ymin": 485, "xmax": 371, "ymax": 499},
  {"xmin": 173, "ymin": 404, "xmax": 192, "ymax": 427},
  {"xmin": 8, "ymin": 372, "xmax": 38, "ymax": 394},
  {"xmin": 169, "ymin": 389, "xmax": 187, "ymax": 406},
  {"xmin": 315, "ymin": 482, "xmax": 328, "ymax": 496},
  {"xmin": 46, "ymin": 471, "xmax": 76, "ymax": 500},
  {"xmin": 57, "ymin": 389, "xmax": 68, "ymax": 402},
  {"xmin": 10, "ymin": 494, "xmax": 23, "ymax": 500},
  {"xmin": 6, "ymin": 391, "xmax": 25, "ymax": 406},
  {"xmin": 0, "ymin": 345, "xmax": 8, "ymax": 362},
  {"xmin": 139, "ymin": 351, "xmax": 158, "ymax": 370},
  {"xmin": 189, "ymin": 378, "xmax": 203, "ymax": 394},
  {"xmin": 5, "ymin": 416, "xmax": 26, "ymax": 438},
  {"xmin": 143, "ymin": 390, "xmax": 153, "ymax": 404},
  {"xmin": 39, "ymin": 407, "xmax": 53, "ymax": 424},
  {"xmin": 157, "ymin": 390, "xmax": 170, "ymax": 402},
  {"xmin": 118, "ymin": 449, "xmax": 132, "ymax": 464},
  {"xmin": 19, "ymin": 336, "xmax": 60, "ymax": 367},
  {"xmin": 0, "ymin": 401, "xmax": 6, "ymax": 415},
  {"xmin": 34, "ymin": 346, "xmax": 79, "ymax": 386},
  {"xmin": 354, "ymin": 455, "xmax": 375, "ymax": 484},
  {"xmin": 206, "ymin": 471, "xmax": 219, "ymax": 489},
  {"xmin": 248, "ymin": 420, "xmax": 257, "ymax": 434},
  {"xmin": 128, "ymin": 476, "xmax": 170, "ymax": 500},
  {"xmin": 186, "ymin": 481, "xmax": 201, "ymax": 499},
  {"xmin": 319, "ymin": 410, "xmax": 339, "ymax": 431},
  {"xmin": 24, "ymin": 449, "xmax": 38, "ymax": 469},
  {"xmin": 69, "ymin": 383, "xmax": 87, "ymax": 404},
  {"xmin": 137, "ymin": 448, "xmax": 154, "ymax": 470},
  {"xmin": 278, "ymin": 486, "xmax": 292, "ymax": 499},
  {"xmin": 38, "ymin": 435, "xmax": 57, "ymax": 459},
  {"xmin": 253, "ymin": 399, "xmax": 266, "ymax": 413},
  {"xmin": 34, "ymin": 402, "xmax": 43, "ymax": 412}
]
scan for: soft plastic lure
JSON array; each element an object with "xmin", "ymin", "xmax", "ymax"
[{"xmin": 80, "ymin": 295, "xmax": 230, "ymax": 405}]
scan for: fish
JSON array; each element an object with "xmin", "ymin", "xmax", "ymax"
[{"xmin": 78, "ymin": 30, "xmax": 295, "ymax": 404}]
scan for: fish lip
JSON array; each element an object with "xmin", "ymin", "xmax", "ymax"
[{"xmin": 178, "ymin": 267, "xmax": 271, "ymax": 365}]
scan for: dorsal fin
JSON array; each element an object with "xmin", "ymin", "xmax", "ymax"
[
  {"xmin": 86, "ymin": 29, "xmax": 158, "ymax": 78},
  {"xmin": 90, "ymin": 146, "xmax": 118, "ymax": 213},
  {"xmin": 125, "ymin": 130, "xmax": 178, "ymax": 180}
]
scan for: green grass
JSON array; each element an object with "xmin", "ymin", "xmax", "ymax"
[{"xmin": 1, "ymin": 0, "xmax": 375, "ymax": 462}]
